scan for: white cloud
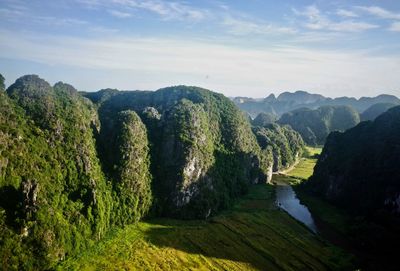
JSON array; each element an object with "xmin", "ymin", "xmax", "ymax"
[
  {"xmin": 222, "ymin": 16, "xmax": 296, "ymax": 35},
  {"xmin": 294, "ymin": 5, "xmax": 379, "ymax": 32},
  {"xmin": 0, "ymin": 7, "xmax": 24, "ymax": 17},
  {"xmin": 389, "ymin": 22, "xmax": 400, "ymax": 32},
  {"xmin": 108, "ymin": 10, "xmax": 132, "ymax": 18},
  {"xmin": 78, "ymin": 0, "xmax": 207, "ymax": 21},
  {"xmin": 336, "ymin": 9, "xmax": 358, "ymax": 18},
  {"xmin": 357, "ymin": 6, "xmax": 400, "ymax": 20},
  {"xmin": 1, "ymin": 29, "xmax": 399, "ymax": 98}
]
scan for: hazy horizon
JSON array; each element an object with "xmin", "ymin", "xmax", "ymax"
[{"xmin": 1, "ymin": 0, "xmax": 400, "ymax": 98}]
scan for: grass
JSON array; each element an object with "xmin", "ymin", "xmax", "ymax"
[
  {"xmin": 281, "ymin": 146, "xmax": 322, "ymax": 185},
  {"xmin": 57, "ymin": 146, "xmax": 355, "ymax": 271}
]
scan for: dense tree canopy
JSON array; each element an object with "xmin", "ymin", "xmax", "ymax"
[
  {"xmin": 307, "ymin": 106, "xmax": 400, "ymax": 216},
  {"xmin": 278, "ymin": 105, "xmax": 360, "ymax": 145},
  {"xmin": 252, "ymin": 112, "xmax": 278, "ymax": 126},
  {"xmin": 360, "ymin": 102, "xmax": 397, "ymax": 121},
  {"xmin": 0, "ymin": 75, "xmax": 276, "ymax": 269},
  {"xmin": 252, "ymin": 123, "xmax": 304, "ymax": 172}
]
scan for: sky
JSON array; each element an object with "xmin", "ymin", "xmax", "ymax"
[{"xmin": 1, "ymin": 0, "xmax": 400, "ymax": 98}]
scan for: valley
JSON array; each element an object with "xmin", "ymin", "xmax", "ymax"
[
  {"xmin": 0, "ymin": 74, "xmax": 399, "ymax": 270},
  {"xmin": 2, "ymin": 1, "xmax": 400, "ymax": 270},
  {"xmin": 57, "ymin": 147, "xmax": 355, "ymax": 271}
]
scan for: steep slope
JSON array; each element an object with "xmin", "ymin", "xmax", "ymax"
[
  {"xmin": 0, "ymin": 76, "xmax": 114, "ymax": 269},
  {"xmin": 252, "ymin": 112, "xmax": 278, "ymax": 126},
  {"xmin": 252, "ymin": 124, "xmax": 304, "ymax": 174},
  {"xmin": 307, "ymin": 106, "xmax": 400, "ymax": 216},
  {"xmin": 360, "ymin": 102, "xmax": 397, "ymax": 121},
  {"xmin": 1, "ymin": 74, "xmax": 313, "ymax": 269},
  {"xmin": 91, "ymin": 86, "xmax": 271, "ymax": 218},
  {"xmin": 303, "ymin": 106, "xmax": 400, "ymax": 269},
  {"xmin": 278, "ymin": 105, "xmax": 360, "ymax": 145},
  {"xmin": 105, "ymin": 110, "xmax": 152, "ymax": 225}
]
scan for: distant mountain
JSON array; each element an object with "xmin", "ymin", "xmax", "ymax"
[
  {"xmin": 277, "ymin": 90, "xmax": 325, "ymax": 105},
  {"xmin": 252, "ymin": 112, "xmax": 278, "ymax": 126},
  {"xmin": 233, "ymin": 91, "xmax": 400, "ymax": 118},
  {"xmin": 360, "ymin": 102, "xmax": 398, "ymax": 121},
  {"xmin": 278, "ymin": 105, "xmax": 360, "ymax": 145}
]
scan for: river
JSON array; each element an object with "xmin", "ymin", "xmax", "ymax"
[{"xmin": 275, "ymin": 181, "xmax": 318, "ymax": 233}]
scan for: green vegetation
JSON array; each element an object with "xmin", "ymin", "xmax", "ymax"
[
  {"xmin": 297, "ymin": 108, "xmax": 400, "ymax": 270},
  {"xmin": 278, "ymin": 105, "xmax": 360, "ymax": 145},
  {"xmin": 252, "ymin": 123, "xmax": 304, "ymax": 172},
  {"xmin": 360, "ymin": 102, "xmax": 398, "ymax": 121},
  {"xmin": 58, "ymin": 180, "xmax": 354, "ymax": 271},
  {"xmin": 0, "ymin": 73, "xmax": 4, "ymax": 91},
  {"xmin": 286, "ymin": 146, "xmax": 321, "ymax": 181},
  {"xmin": 306, "ymin": 106, "xmax": 400, "ymax": 215},
  {"xmin": 0, "ymin": 76, "xmax": 274, "ymax": 269},
  {"xmin": 0, "ymin": 76, "xmax": 114, "ymax": 270},
  {"xmin": 252, "ymin": 112, "xmax": 277, "ymax": 126},
  {"xmin": 94, "ymin": 85, "xmax": 271, "ymax": 218},
  {"xmin": 107, "ymin": 110, "xmax": 153, "ymax": 225}
]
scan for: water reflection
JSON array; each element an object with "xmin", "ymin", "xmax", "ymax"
[{"xmin": 275, "ymin": 182, "xmax": 317, "ymax": 233}]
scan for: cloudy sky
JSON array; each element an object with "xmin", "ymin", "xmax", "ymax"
[{"xmin": 1, "ymin": 0, "xmax": 400, "ymax": 98}]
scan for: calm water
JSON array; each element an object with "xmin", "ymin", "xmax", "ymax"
[{"xmin": 275, "ymin": 182, "xmax": 317, "ymax": 233}]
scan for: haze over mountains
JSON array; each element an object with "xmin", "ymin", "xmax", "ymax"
[
  {"xmin": 0, "ymin": 73, "xmax": 399, "ymax": 270},
  {"xmin": 234, "ymin": 90, "xmax": 400, "ymax": 145},
  {"xmin": 233, "ymin": 90, "xmax": 400, "ymax": 118}
]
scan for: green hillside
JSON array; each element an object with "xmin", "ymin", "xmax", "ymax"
[{"xmin": 58, "ymin": 155, "xmax": 353, "ymax": 271}]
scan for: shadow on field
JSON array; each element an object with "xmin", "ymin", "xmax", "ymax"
[
  {"xmin": 141, "ymin": 215, "xmax": 286, "ymax": 271},
  {"xmin": 139, "ymin": 184, "xmax": 353, "ymax": 271}
]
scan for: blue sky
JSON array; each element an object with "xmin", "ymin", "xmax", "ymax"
[{"xmin": 1, "ymin": 0, "xmax": 400, "ymax": 98}]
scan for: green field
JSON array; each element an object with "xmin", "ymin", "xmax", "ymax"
[
  {"xmin": 58, "ymin": 146, "xmax": 354, "ymax": 271},
  {"xmin": 277, "ymin": 146, "xmax": 322, "ymax": 185}
]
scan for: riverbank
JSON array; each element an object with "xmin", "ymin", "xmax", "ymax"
[
  {"xmin": 57, "ymin": 149, "xmax": 354, "ymax": 270},
  {"xmin": 290, "ymin": 147, "xmax": 399, "ymax": 270}
]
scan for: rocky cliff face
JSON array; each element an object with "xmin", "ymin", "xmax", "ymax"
[
  {"xmin": 0, "ymin": 76, "xmax": 114, "ymax": 269},
  {"xmin": 105, "ymin": 110, "xmax": 152, "ymax": 225},
  {"xmin": 93, "ymin": 86, "xmax": 270, "ymax": 218},
  {"xmin": 1, "ymin": 74, "xmax": 299, "ymax": 269},
  {"xmin": 155, "ymin": 99, "xmax": 215, "ymax": 217},
  {"xmin": 252, "ymin": 123, "xmax": 304, "ymax": 174},
  {"xmin": 307, "ymin": 106, "xmax": 400, "ymax": 216}
]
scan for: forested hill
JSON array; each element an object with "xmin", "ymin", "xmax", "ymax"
[
  {"xmin": 277, "ymin": 105, "xmax": 360, "ymax": 145},
  {"xmin": 233, "ymin": 90, "xmax": 400, "ymax": 118},
  {"xmin": 303, "ymin": 105, "xmax": 400, "ymax": 269},
  {"xmin": 307, "ymin": 105, "xmax": 400, "ymax": 216},
  {"xmin": 0, "ymin": 74, "xmax": 306, "ymax": 269}
]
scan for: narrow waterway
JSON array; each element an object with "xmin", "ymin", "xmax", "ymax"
[{"xmin": 275, "ymin": 181, "xmax": 318, "ymax": 233}]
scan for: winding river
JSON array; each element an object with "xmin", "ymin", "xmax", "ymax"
[{"xmin": 275, "ymin": 181, "xmax": 318, "ymax": 233}]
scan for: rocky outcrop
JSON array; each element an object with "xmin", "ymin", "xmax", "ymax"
[
  {"xmin": 0, "ymin": 75, "xmax": 113, "ymax": 269},
  {"xmin": 106, "ymin": 110, "xmax": 152, "ymax": 225},
  {"xmin": 252, "ymin": 123, "xmax": 304, "ymax": 173},
  {"xmin": 0, "ymin": 76, "xmax": 271, "ymax": 268},
  {"xmin": 307, "ymin": 106, "xmax": 400, "ymax": 216}
]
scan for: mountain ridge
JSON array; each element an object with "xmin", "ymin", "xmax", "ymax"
[{"xmin": 232, "ymin": 90, "xmax": 400, "ymax": 118}]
